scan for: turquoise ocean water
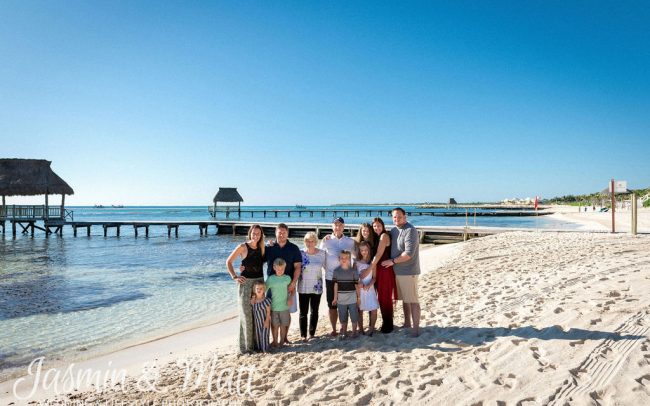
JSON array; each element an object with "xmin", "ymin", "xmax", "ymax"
[{"xmin": 0, "ymin": 205, "xmax": 578, "ymax": 380}]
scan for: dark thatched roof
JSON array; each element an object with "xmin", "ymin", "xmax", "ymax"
[
  {"xmin": 0, "ymin": 159, "xmax": 74, "ymax": 196},
  {"xmin": 213, "ymin": 187, "xmax": 243, "ymax": 203}
]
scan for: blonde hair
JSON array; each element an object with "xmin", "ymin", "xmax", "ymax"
[
  {"xmin": 252, "ymin": 280, "xmax": 266, "ymax": 298},
  {"xmin": 303, "ymin": 231, "xmax": 318, "ymax": 244},
  {"xmin": 339, "ymin": 250, "xmax": 352, "ymax": 258},
  {"xmin": 354, "ymin": 223, "xmax": 376, "ymax": 250}
]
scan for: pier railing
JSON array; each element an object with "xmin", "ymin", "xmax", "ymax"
[
  {"xmin": 207, "ymin": 206, "xmax": 550, "ymax": 219},
  {"xmin": 0, "ymin": 205, "xmax": 67, "ymax": 220}
]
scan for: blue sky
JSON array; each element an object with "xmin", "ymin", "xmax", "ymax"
[{"xmin": 1, "ymin": 1, "xmax": 648, "ymax": 205}]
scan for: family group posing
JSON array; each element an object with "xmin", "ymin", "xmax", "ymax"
[{"xmin": 226, "ymin": 208, "xmax": 421, "ymax": 354}]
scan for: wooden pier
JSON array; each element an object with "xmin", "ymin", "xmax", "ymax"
[
  {"xmin": 212, "ymin": 221, "xmax": 508, "ymax": 244},
  {"xmin": 1, "ymin": 205, "xmax": 73, "ymax": 237},
  {"xmin": 0, "ymin": 218, "xmax": 575, "ymax": 244},
  {"xmin": 65, "ymin": 221, "xmax": 214, "ymax": 237},
  {"xmin": 208, "ymin": 206, "xmax": 551, "ymax": 219},
  {"xmin": 1, "ymin": 158, "xmax": 75, "ymax": 237}
]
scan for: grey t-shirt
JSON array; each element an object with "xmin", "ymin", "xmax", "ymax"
[
  {"xmin": 390, "ymin": 222, "xmax": 421, "ymax": 276},
  {"xmin": 332, "ymin": 266, "xmax": 359, "ymax": 305}
]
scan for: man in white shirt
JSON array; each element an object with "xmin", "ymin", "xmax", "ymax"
[{"xmin": 319, "ymin": 217, "xmax": 356, "ymax": 336}]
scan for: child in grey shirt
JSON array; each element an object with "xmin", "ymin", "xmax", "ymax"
[{"xmin": 332, "ymin": 250, "xmax": 360, "ymax": 338}]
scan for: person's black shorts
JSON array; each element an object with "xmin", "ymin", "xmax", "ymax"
[{"xmin": 326, "ymin": 279, "xmax": 337, "ymax": 309}]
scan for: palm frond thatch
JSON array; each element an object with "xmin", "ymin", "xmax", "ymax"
[
  {"xmin": 0, "ymin": 159, "xmax": 74, "ymax": 196},
  {"xmin": 213, "ymin": 187, "xmax": 243, "ymax": 203}
]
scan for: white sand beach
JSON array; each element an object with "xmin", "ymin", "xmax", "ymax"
[
  {"xmin": 548, "ymin": 204, "xmax": 650, "ymax": 233},
  {"xmin": 3, "ymin": 228, "xmax": 650, "ymax": 405}
]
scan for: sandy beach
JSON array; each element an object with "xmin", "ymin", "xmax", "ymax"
[
  {"xmin": 3, "ymin": 1, "xmax": 648, "ymax": 404},
  {"xmin": 548, "ymin": 204, "xmax": 650, "ymax": 233},
  {"xmin": 3, "ymin": 224, "xmax": 650, "ymax": 405}
]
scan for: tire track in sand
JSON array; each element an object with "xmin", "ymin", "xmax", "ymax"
[{"xmin": 544, "ymin": 308, "xmax": 650, "ymax": 406}]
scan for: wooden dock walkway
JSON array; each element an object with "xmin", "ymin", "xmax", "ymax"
[
  {"xmin": 2, "ymin": 206, "xmax": 548, "ymax": 237},
  {"xmin": 208, "ymin": 206, "xmax": 551, "ymax": 219},
  {"xmin": 0, "ymin": 203, "xmax": 550, "ymax": 237},
  {"xmin": 212, "ymin": 221, "xmax": 511, "ymax": 244},
  {"xmin": 0, "ymin": 205, "xmax": 73, "ymax": 237},
  {"xmin": 62, "ymin": 221, "xmax": 215, "ymax": 237},
  {"xmin": 0, "ymin": 218, "xmax": 579, "ymax": 244}
]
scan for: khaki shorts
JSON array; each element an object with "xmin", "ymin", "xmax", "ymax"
[
  {"xmin": 395, "ymin": 275, "xmax": 419, "ymax": 304},
  {"xmin": 271, "ymin": 310, "xmax": 290, "ymax": 327}
]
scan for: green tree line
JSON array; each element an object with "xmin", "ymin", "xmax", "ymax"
[{"xmin": 544, "ymin": 186, "xmax": 650, "ymax": 207}]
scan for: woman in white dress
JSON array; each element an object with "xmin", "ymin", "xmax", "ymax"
[{"xmin": 356, "ymin": 241, "xmax": 379, "ymax": 335}]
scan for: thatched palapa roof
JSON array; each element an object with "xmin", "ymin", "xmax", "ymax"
[
  {"xmin": 213, "ymin": 187, "xmax": 243, "ymax": 203},
  {"xmin": 0, "ymin": 159, "xmax": 74, "ymax": 196}
]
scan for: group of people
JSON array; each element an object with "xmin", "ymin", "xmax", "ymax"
[{"xmin": 226, "ymin": 208, "xmax": 422, "ymax": 354}]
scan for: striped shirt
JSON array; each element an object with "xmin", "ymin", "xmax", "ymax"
[{"xmin": 332, "ymin": 266, "xmax": 359, "ymax": 305}]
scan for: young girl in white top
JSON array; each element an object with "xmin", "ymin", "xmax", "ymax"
[{"xmin": 356, "ymin": 241, "xmax": 379, "ymax": 335}]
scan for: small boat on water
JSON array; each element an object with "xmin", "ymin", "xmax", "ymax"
[
  {"xmin": 295, "ymin": 204, "xmax": 306, "ymax": 209},
  {"xmin": 94, "ymin": 204, "xmax": 104, "ymax": 208}
]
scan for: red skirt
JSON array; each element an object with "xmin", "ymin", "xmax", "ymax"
[{"xmin": 375, "ymin": 264, "xmax": 397, "ymax": 332}]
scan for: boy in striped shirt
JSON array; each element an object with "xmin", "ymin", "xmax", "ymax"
[{"xmin": 332, "ymin": 250, "xmax": 360, "ymax": 338}]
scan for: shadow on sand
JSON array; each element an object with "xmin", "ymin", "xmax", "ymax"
[{"xmin": 273, "ymin": 324, "xmax": 647, "ymax": 354}]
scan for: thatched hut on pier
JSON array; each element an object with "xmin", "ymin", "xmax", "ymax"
[
  {"xmin": 212, "ymin": 187, "xmax": 244, "ymax": 218},
  {"xmin": 0, "ymin": 159, "xmax": 74, "ymax": 234}
]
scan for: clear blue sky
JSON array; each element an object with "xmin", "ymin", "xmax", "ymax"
[{"xmin": 1, "ymin": 1, "xmax": 648, "ymax": 205}]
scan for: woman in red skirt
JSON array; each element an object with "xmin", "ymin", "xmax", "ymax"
[{"xmin": 370, "ymin": 217, "xmax": 397, "ymax": 333}]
